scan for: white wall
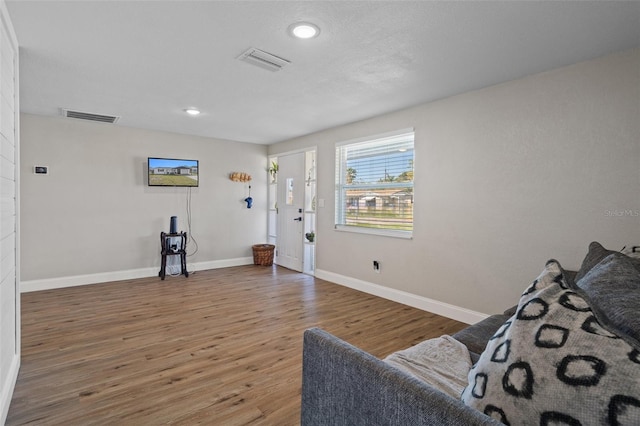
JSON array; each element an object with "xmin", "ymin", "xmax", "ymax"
[
  {"xmin": 0, "ymin": 0, "xmax": 19, "ymax": 422},
  {"xmin": 269, "ymin": 48, "xmax": 640, "ymax": 320},
  {"xmin": 20, "ymin": 114, "xmax": 268, "ymax": 287}
]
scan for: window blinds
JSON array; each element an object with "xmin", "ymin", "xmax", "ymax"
[{"xmin": 335, "ymin": 130, "xmax": 414, "ymax": 235}]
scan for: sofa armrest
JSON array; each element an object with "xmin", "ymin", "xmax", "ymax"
[
  {"xmin": 452, "ymin": 314, "xmax": 510, "ymax": 356},
  {"xmin": 301, "ymin": 328, "xmax": 500, "ymax": 426}
]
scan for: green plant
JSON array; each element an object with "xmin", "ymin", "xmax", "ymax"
[{"xmin": 269, "ymin": 161, "xmax": 278, "ymax": 177}]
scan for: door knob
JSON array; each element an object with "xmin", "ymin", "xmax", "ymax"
[{"xmin": 293, "ymin": 217, "xmax": 302, "ymax": 222}]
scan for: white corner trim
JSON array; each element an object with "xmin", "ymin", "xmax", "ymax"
[
  {"xmin": 314, "ymin": 269, "xmax": 489, "ymax": 325},
  {"xmin": 20, "ymin": 257, "xmax": 254, "ymax": 293},
  {"xmin": 0, "ymin": 355, "xmax": 19, "ymax": 425}
]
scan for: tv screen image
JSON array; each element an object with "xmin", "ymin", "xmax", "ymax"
[{"xmin": 148, "ymin": 157, "xmax": 199, "ymax": 187}]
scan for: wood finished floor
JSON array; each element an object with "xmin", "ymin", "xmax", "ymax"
[{"xmin": 8, "ymin": 265, "xmax": 466, "ymax": 425}]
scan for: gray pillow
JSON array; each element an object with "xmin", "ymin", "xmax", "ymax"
[
  {"xmin": 575, "ymin": 252, "xmax": 640, "ymax": 348},
  {"xmin": 575, "ymin": 241, "xmax": 640, "ymax": 282}
]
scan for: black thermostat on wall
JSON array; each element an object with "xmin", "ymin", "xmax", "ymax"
[{"xmin": 34, "ymin": 166, "xmax": 48, "ymax": 174}]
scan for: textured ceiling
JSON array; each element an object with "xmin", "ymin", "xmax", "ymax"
[{"xmin": 6, "ymin": 1, "xmax": 640, "ymax": 144}]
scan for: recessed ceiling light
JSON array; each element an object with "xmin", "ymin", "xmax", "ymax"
[
  {"xmin": 289, "ymin": 22, "xmax": 320, "ymax": 39},
  {"xmin": 185, "ymin": 108, "xmax": 200, "ymax": 116}
]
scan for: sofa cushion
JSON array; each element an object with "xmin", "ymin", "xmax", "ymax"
[
  {"xmin": 576, "ymin": 252, "xmax": 640, "ymax": 348},
  {"xmin": 461, "ymin": 260, "xmax": 640, "ymax": 425},
  {"xmin": 384, "ymin": 335, "xmax": 472, "ymax": 399}
]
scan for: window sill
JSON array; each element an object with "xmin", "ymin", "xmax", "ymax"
[{"xmin": 334, "ymin": 225, "xmax": 413, "ymax": 240}]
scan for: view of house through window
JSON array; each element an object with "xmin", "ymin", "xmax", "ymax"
[{"xmin": 335, "ymin": 129, "xmax": 415, "ymax": 237}]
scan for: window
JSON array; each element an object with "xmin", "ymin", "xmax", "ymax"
[{"xmin": 335, "ymin": 129, "xmax": 414, "ymax": 238}]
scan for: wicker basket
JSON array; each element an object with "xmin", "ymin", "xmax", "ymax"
[{"xmin": 252, "ymin": 244, "xmax": 275, "ymax": 266}]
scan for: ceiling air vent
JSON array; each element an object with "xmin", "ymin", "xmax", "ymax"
[
  {"xmin": 61, "ymin": 108, "xmax": 120, "ymax": 124},
  {"xmin": 237, "ymin": 47, "xmax": 291, "ymax": 72}
]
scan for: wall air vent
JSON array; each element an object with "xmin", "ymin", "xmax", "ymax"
[
  {"xmin": 237, "ymin": 47, "xmax": 291, "ymax": 72},
  {"xmin": 61, "ymin": 108, "xmax": 120, "ymax": 124}
]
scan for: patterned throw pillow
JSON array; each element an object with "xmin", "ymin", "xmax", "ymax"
[{"xmin": 461, "ymin": 260, "xmax": 640, "ymax": 425}]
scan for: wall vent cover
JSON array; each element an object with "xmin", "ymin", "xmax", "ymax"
[
  {"xmin": 61, "ymin": 108, "xmax": 120, "ymax": 124},
  {"xmin": 237, "ymin": 47, "xmax": 291, "ymax": 72}
]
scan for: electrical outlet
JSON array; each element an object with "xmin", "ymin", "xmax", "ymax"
[{"xmin": 373, "ymin": 260, "xmax": 380, "ymax": 273}]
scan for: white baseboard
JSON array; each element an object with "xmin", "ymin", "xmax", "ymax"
[
  {"xmin": 314, "ymin": 269, "xmax": 488, "ymax": 325},
  {"xmin": 20, "ymin": 257, "xmax": 254, "ymax": 293},
  {"xmin": 189, "ymin": 257, "xmax": 253, "ymax": 272},
  {"xmin": 0, "ymin": 354, "xmax": 19, "ymax": 425}
]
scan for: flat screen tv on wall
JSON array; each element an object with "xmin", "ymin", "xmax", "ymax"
[{"xmin": 148, "ymin": 157, "xmax": 199, "ymax": 187}]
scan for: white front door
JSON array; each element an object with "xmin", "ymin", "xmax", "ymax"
[{"xmin": 276, "ymin": 152, "xmax": 305, "ymax": 271}]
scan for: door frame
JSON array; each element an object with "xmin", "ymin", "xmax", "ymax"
[{"xmin": 268, "ymin": 146, "xmax": 317, "ymax": 273}]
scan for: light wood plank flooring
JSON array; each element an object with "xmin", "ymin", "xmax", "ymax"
[{"xmin": 8, "ymin": 265, "xmax": 466, "ymax": 425}]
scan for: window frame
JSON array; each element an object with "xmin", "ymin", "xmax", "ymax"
[{"xmin": 335, "ymin": 128, "xmax": 415, "ymax": 239}]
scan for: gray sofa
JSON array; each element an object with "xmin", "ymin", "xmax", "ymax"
[
  {"xmin": 301, "ymin": 242, "xmax": 640, "ymax": 425},
  {"xmin": 301, "ymin": 315, "xmax": 508, "ymax": 425}
]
